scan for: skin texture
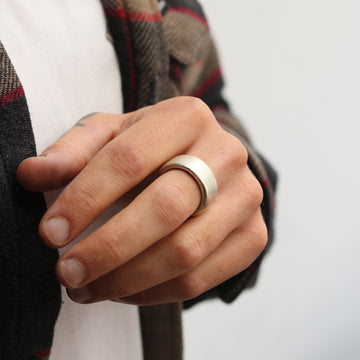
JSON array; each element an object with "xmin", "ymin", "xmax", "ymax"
[{"xmin": 17, "ymin": 96, "xmax": 267, "ymax": 306}]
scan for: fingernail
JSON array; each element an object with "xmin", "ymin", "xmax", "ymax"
[
  {"xmin": 45, "ymin": 217, "xmax": 70, "ymax": 246},
  {"xmin": 67, "ymin": 286, "xmax": 94, "ymax": 303},
  {"xmin": 60, "ymin": 258, "xmax": 86, "ymax": 287}
]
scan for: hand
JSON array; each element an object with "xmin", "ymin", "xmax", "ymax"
[{"xmin": 17, "ymin": 96, "xmax": 267, "ymax": 305}]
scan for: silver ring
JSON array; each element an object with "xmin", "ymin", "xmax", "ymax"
[{"xmin": 159, "ymin": 155, "xmax": 218, "ymax": 216}]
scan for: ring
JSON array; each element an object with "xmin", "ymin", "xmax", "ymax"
[{"xmin": 159, "ymin": 155, "xmax": 218, "ymax": 216}]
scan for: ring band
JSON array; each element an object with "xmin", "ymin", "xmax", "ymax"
[{"xmin": 159, "ymin": 155, "xmax": 218, "ymax": 216}]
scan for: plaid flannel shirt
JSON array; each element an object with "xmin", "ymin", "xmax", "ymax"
[{"xmin": 0, "ymin": 1, "xmax": 276, "ymax": 359}]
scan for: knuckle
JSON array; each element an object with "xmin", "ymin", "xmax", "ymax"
[
  {"xmin": 250, "ymin": 218, "xmax": 268, "ymax": 255},
  {"xmin": 258, "ymin": 220, "xmax": 269, "ymax": 251},
  {"xmin": 187, "ymin": 96, "xmax": 208, "ymax": 114},
  {"xmin": 100, "ymin": 233, "xmax": 125, "ymax": 265},
  {"xmin": 176, "ymin": 273, "xmax": 207, "ymax": 300},
  {"xmin": 242, "ymin": 174, "xmax": 264, "ymax": 210},
  {"xmin": 68, "ymin": 181, "xmax": 102, "ymax": 217},
  {"xmin": 155, "ymin": 97, "xmax": 216, "ymax": 135},
  {"xmin": 189, "ymin": 97, "xmax": 214, "ymax": 125},
  {"xmin": 180, "ymin": 96, "xmax": 214, "ymax": 128},
  {"xmin": 169, "ymin": 235, "xmax": 203, "ymax": 272},
  {"xmin": 100, "ymin": 113, "xmax": 122, "ymax": 138},
  {"xmin": 152, "ymin": 181, "xmax": 190, "ymax": 228},
  {"xmin": 249, "ymin": 176, "xmax": 264, "ymax": 207},
  {"xmin": 227, "ymin": 135, "xmax": 248, "ymax": 168},
  {"xmin": 106, "ymin": 141, "xmax": 145, "ymax": 180}
]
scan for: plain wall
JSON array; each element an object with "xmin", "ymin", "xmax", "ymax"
[{"xmin": 183, "ymin": 1, "xmax": 360, "ymax": 359}]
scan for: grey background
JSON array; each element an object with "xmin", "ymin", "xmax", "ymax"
[{"xmin": 183, "ymin": 1, "xmax": 360, "ymax": 359}]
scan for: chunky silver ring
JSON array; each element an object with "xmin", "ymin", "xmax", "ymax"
[{"xmin": 159, "ymin": 155, "xmax": 218, "ymax": 216}]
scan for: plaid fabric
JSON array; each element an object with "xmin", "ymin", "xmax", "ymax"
[
  {"xmin": 0, "ymin": 0, "xmax": 276, "ymax": 359},
  {"xmin": 0, "ymin": 43, "xmax": 24, "ymax": 106},
  {"xmin": 101, "ymin": 0, "xmax": 170, "ymax": 111}
]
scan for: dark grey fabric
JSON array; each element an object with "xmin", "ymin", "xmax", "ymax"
[{"xmin": 0, "ymin": 44, "xmax": 61, "ymax": 360}]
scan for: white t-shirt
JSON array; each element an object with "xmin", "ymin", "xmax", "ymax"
[{"xmin": 0, "ymin": 1, "xmax": 143, "ymax": 359}]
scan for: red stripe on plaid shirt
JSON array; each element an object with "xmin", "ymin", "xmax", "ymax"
[
  {"xmin": 105, "ymin": 8, "xmax": 161, "ymax": 23},
  {"xmin": 171, "ymin": 60, "xmax": 184, "ymax": 87},
  {"xmin": 0, "ymin": 85, "xmax": 24, "ymax": 106},
  {"xmin": 190, "ymin": 67, "xmax": 221, "ymax": 98},
  {"xmin": 128, "ymin": 11, "xmax": 161, "ymax": 22},
  {"xmin": 104, "ymin": 5, "xmax": 137, "ymax": 111},
  {"xmin": 167, "ymin": 7, "xmax": 208, "ymax": 29},
  {"xmin": 34, "ymin": 348, "xmax": 51, "ymax": 359}
]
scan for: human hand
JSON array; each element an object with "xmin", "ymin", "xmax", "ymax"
[{"xmin": 17, "ymin": 96, "xmax": 267, "ymax": 305}]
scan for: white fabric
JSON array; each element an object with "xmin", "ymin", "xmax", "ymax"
[{"xmin": 0, "ymin": 1, "xmax": 143, "ymax": 359}]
